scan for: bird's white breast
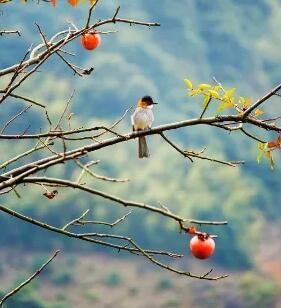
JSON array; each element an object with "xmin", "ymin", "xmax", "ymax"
[{"xmin": 131, "ymin": 107, "xmax": 154, "ymax": 130}]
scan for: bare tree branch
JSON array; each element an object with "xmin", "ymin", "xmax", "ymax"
[
  {"xmin": 0, "ymin": 141, "xmax": 53, "ymax": 170},
  {"xmin": 0, "ymin": 204, "xmax": 182, "ymax": 259},
  {"xmin": 70, "ymin": 209, "xmax": 133, "ymax": 228},
  {"xmin": 0, "ymin": 105, "xmax": 31, "ymax": 134},
  {"xmin": 0, "ymin": 92, "xmax": 46, "ymax": 108},
  {"xmin": 1, "ymin": 111, "xmax": 280, "ymax": 141},
  {"xmin": 62, "ymin": 209, "xmax": 90, "ymax": 230},
  {"xmin": 243, "ymin": 83, "xmax": 281, "ymax": 117},
  {"xmin": 0, "ymin": 30, "xmax": 21, "ymax": 36},
  {"xmin": 0, "ymin": 13, "xmax": 159, "ymax": 78},
  {"xmin": 0, "ymin": 204, "xmax": 226, "ymax": 280},
  {"xmin": 75, "ymin": 159, "xmax": 130, "ymax": 183},
  {"xmin": 21, "ymin": 176, "xmax": 228, "ymax": 226}
]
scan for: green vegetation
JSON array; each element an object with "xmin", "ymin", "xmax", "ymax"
[
  {"xmin": 239, "ymin": 272, "xmax": 279, "ymax": 307},
  {"xmin": 0, "ymin": 286, "xmax": 45, "ymax": 308},
  {"xmin": 0, "ymin": 251, "xmax": 279, "ymax": 307},
  {"xmin": 84, "ymin": 290, "xmax": 101, "ymax": 303},
  {"xmin": 165, "ymin": 296, "xmax": 181, "ymax": 307},
  {"xmin": 155, "ymin": 278, "xmax": 173, "ymax": 291},
  {"xmin": 103, "ymin": 272, "xmax": 122, "ymax": 287},
  {"xmin": 55, "ymin": 293, "xmax": 66, "ymax": 302},
  {"xmin": 0, "ymin": 0, "xmax": 280, "ymax": 299},
  {"xmin": 30, "ymin": 256, "xmax": 54, "ymax": 278},
  {"xmin": 47, "ymin": 304, "xmax": 69, "ymax": 308},
  {"xmin": 128, "ymin": 286, "xmax": 139, "ymax": 297},
  {"xmin": 66, "ymin": 256, "xmax": 77, "ymax": 267},
  {"xmin": 51, "ymin": 271, "xmax": 73, "ymax": 286}
]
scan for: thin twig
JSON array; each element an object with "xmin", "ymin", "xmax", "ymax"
[
  {"xmin": 0, "ymin": 141, "xmax": 52, "ymax": 170},
  {"xmin": 4, "ymin": 47, "xmax": 31, "ymax": 91},
  {"xmin": 240, "ymin": 128, "xmax": 266, "ymax": 143},
  {"xmin": 75, "ymin": 210, "xmax": 133, "ymax": 228},
  {"xmin": 85, "ymin": 0, "xmax": 100, "ymax": 28},
  {"xmin": 55, "ymin": 52, "xmax": 85, "ymax": 77},
  {"xmin": 160, "ymin": 132, "xmax": 243, "ymax": 167},
  {"xmin": 243, "ymin": 83, "xmax": 281, "ymax": 117},
  {"xmin": 35, "ymin": 23, "xmax": 50, "ymax": 54},
  {"xmin": 22, "ymin": 177, "xmax": 228, "ymax": 226},
  {"xmin": 62, "ymin": 209, "xmax": 90, "ymax": 230},
  {"xmin": 76, "ymin": 160, "xmax": 100, "ymax": 184},
  {"xmin": 75, "ymin": 160, "xmax": 129, "ymax": 183},
  {"xmin": 160, "ymin": 132, "xmax": 193, "ymax": 162},
  {"xmin": 0, "ymin": 13, "xmax": 159, "ymax": 77},
  {"xmin": 0, "ymin": 250, "xmax": 59, "ymax": 307},
  {"xmin": 200, "ymin": 97, "xmax": 212, "ymax": 118},
  {"xmin": 112, "ymin": 5, "xmax": 121, "ymax": 22},
  {"xmin": 94, "ymin": 106, "xmax": 133, "ymax": 138},
  {"xmin": 0, "ymin": 204, "xmax": 225, "ymax": 280},
  {"xmin": 0, "ymin": 204, "xmax": 182, "ymax": 259},
  {"xmin": 0, "ymin": 105, "xmax": 31, "ymax": 134},
  {"xmin": 0, "ymin": 30, "xmax": 21, "ymax": 36},
  {"xmin": 184, "ymin": 150, "xmax": 244, "ymax": 167},
  {"xmin": 0, "ymin": 92, "xmax": 45, "ymax": 108}
]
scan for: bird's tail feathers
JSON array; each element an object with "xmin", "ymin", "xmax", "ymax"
[{"xmin": 138, "ymin": 136, "xmax": 149, "ymax": 158}]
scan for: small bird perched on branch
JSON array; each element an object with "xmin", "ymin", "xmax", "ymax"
[{"xmin": 131, "ymin": 95, "xmax": 157, "ymax": 158}]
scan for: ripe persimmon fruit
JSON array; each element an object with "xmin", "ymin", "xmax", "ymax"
[
  {"xmin": 190, "ymin": 235, "xmax": 215, "ymax": 259},
  {"xmin": 81, "ymin": 33, "xmax": 101, "ymax": 51}
]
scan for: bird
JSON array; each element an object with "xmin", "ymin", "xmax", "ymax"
[{"xmin": 131, "ymin": 95, "xmax": 157, "ymax": 158}]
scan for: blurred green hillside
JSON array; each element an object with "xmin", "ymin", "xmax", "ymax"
[
  {"xmin": 1, "ymin": 250, "xmax": 280, "ymax": 308},
  {"xmin": 0, "ymin": 0, "xmax": 281, "ymax": 273}
]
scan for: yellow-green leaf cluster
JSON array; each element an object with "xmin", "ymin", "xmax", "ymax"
[
  {"xmin": 238, "ymin": 96, "xmax": 265, "ymax": 116},
  {"xmin": 183, "ymin": 78, "xmax": 266, "ymax": 117},
  {"xmin": 183, "ymin": 78, "xmax": 237, "ymax": 113},
  {"xmin": 239, "ymin": 96, "xmax": 252, "ymax": 109},
  {"xmin": 256, "ymin": 142, "xmax": 275, "ymax": 169}
]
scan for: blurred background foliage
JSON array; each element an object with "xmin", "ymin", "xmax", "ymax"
[{"xmin": 0, "ymin": 0, "xmax": 281, "ymax": 306}]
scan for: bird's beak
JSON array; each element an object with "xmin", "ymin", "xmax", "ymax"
[{"xmin": 153, "ymin": 102, "xmax": 158, "ymax": 105}]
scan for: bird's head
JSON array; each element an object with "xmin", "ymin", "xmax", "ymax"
[{"xmin": 137, "ymin": 96, "xmax": 157, "ymax": 108}]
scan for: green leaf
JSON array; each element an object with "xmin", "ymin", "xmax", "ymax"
[
  {"xmin": 258, "ymin": 142, "xmax": 267, "ymax": 151},
  {"xmin": 184, "ymin": 79, "xmax": 193, "ymax": 90},
  {"xmin": 212, "ymin": 85, "xmax": 221, "ymax": 92},
  {"xmin": 239, "ymin": 96, "xmax": 245, "ymax": 104},
  {"xmin": 189, "ymin": 89, "xmax": 199, "ymax": 96},
  {"xmin": 208, "ymin": 89, "xmax": 220, "ymax": 99},
  {"xmin": 198, "ymin": 84, "xmax": 211, "ymax": 91},
  {"xmin": 265, "ymin": 151, "xmax": 271, "ymax": 159},
  {"xmin": 202, "ymin": 95, "xmax": 211, "ymax": 108},
  {"xmin": 256, "ymin": 150, "xmax": 263, "ymax": 163},
  {"xmin": 225, "ymin": 88, "xmax": 236, "ymax": 100},
  {"xmin": 270, "ymin": 155, "xmax": 275, "ymax": 170},
  {"xmin": 217, "ymin": 101, "xmax": 234, "ymax": 113}
]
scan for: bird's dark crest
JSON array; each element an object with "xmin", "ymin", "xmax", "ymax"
[{"xmin": 141, "ymin": 95, "xmax": 154, "ymax": 105}]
